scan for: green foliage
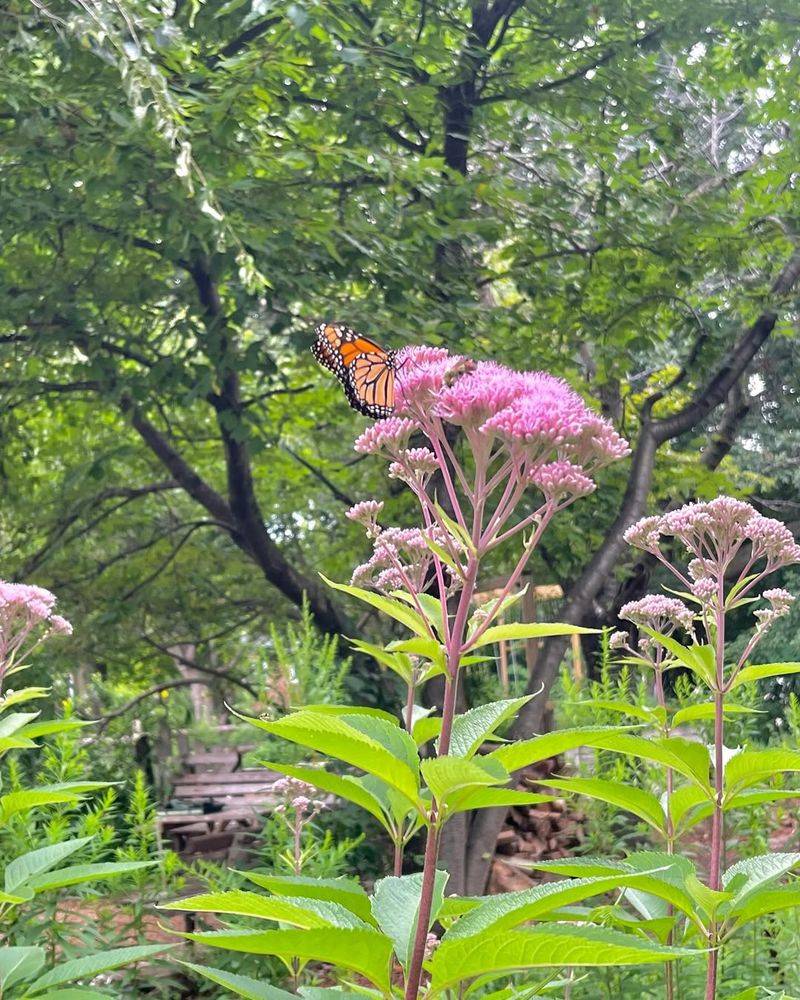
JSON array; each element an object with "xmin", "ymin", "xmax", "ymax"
[{"xmin": 0, "ymin": 689, "xmax": 173, "ymax": 996}]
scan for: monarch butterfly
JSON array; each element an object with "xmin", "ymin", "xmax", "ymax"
[{"xmin": 312, "ymin": 322, "xmax": 396, "ymax": 419}]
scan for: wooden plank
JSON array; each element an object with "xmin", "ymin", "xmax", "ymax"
[
  {"xmin": 172, "ymin": 770, "xmax": 274, "ymax": 786},
  {"xmin": 173, "ymin": 783, "xmax": 277, "ymax": 798},
  {"xmin": 183, "ymin": 751, "xmax": 240, "ymax": 771}
]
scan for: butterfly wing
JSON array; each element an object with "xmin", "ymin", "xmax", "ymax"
[
  {"xmin": 346, "ymin": 351, "xmax": 396, "ymax": 419},
  {"xmin": 312, "ymin": 323, "xmax": 396, "ymax": 418}
]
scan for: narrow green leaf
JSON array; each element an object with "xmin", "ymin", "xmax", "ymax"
[
  {"xmin": 730, "ymin": 663, "xmax": 800, "ymax": 689},
  {"xmin": 321, "ymin": 576, "xmax": 431, "ymax": 638},
  {"xmin": 246, "ymin": 711, "xmax": 419, "ymax": 804},
  {"xmin": 429, "ymin": 925, "xmax": 697, "ymax": 989},
  {"xmin": 4, "ymin": 838, "xmax": 93, "ymax": 893},
  {"xmin": 537, "ymin": 777, "xmax": 666, "ymax": 834},
  {"xmin": 183, "ymin": 928, "xmax": 393, "ymax": 991},
  {"xmin": 489, "ymin": 725, "xmax": 633, "ymax": 773},
  {"xmin": 260, "ymin": 761, "xmax": 392, "ymax": 828},
  {"xmin": 177, "ymin": 962, "xmax": 296, "ymax": 1000},
  {"xmin": 239, "ymin": 874, "xmax": 372, "ymax": 923},
  {"xmin": 28, "ymin": 945, "xmax": 172, "ymax": 992},
  {"xmin": 26, "ymin": 861, "xmax": 154, "ymax": 893},
  {"xmin": 447, "ymin": 697, "xmax": 532, "ymax": 758},
  {"xmin": 467, "ymin": 622, "xmax": 595, "ymax": 651}
]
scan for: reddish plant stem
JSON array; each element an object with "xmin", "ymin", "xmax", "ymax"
[
  {"xmin": 404, "ymin": 561, "xmax": 476, "ymax": 1000},
  {"xmin": 653, "ymin": 665, "xmax": 675, "ymax": 1000},
  {"xmin": 705, "ymin": 600, "xmax": 727, "ymax": 1000}
]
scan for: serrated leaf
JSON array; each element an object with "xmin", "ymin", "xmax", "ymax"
[
  {"xmin": 239, "ymin": 874, "xmax": 372, "ymax": 923},
  {"xmin": 421, "ymin": 756, "xmax": 507, "ymax": 812},
  {"xmin": 489, "ymin": 725, "xmax": 633, "ymax": 773},
  {"xmin": 183, "ymin": 928, "xmax": 392, "ymax": 990},
  {"xmin": 26, "ymin": 861, "xmax": 154, "ymax": 892},
  {"xmin": 428, "ymin": 925, "xmax": 697, "ymax": 989},
  {"xmin": 28, "ymin": 945, "xmax": 172, "ymax": 992},
  {"xmin": 245, "ymin": 711, "xmax": 419, "ymax": 804},
  {"xmin": 177, "ymin": 962, "xmax": 296, "ymax": 1000},
  {"xmin": 371, "ymin": 870, "xmax": 448, "ymax": 971},
  {"xmin": 260, "ymin": 761, "xmax": 394, "ymax": 829},
  {"xmin": 724, "ymin": 749, "xmax": 800, "ymax": 795},
  {"xmin": 723, "ymin": 853, "xmax": 800, "ymax": 910},
  {"xmin": 321, "ymin": 576, "xmax": 431, "ymax": 639},
  {"xmin": 163, "ymin": 890, "xmax": 367, "ymax": 929},
  {"xmin": 537, "ymin": 777, "xmax": 665, "ymax": 833},
  {"xmin": 466, "ymin": 622, "xmax": 595, "ymax": 651},
  {"xmin": 4, "ymin": 837, "xmax": 93, "ymax": 893},
  {"xmin": 730, "ymin": 662, "xmax": 800, "ymax": 689},
  {"xmin": 447, "ymin": 697, "xmax": 532, "ymax": 758},
  {"xmin": 444, "ymin": 869, "xmax": 679, "ymax": 940},
  {"xmin": 671, "ymin": 703, "xmax": 758, "ymax": 726}
]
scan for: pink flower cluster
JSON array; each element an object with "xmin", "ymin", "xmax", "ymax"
[
  {"xmin": 358, "ymin": 346, "xmax": 629, "ymax": 513},
  {"xmin": 0, "ymin": 581, "xmax": 72, "ymax": 679},
  {"xmin": 620, "ymin": 595, "xmax": 694, "ymax": 634},
  {"xmin": 624, "ymin": 498, "xmax": 800, "ymax": 573},
  {"xmin": 351, "ymin": 525, "xmax": 457, "ymax": 596},
  {"xmin": 273, "ymin": 776, "xmax": 326, "ymax": 816}
]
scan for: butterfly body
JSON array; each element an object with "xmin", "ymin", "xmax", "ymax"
[{"xmin": 312, "ymin": 322, "xmax": 396, "ymax": 419}]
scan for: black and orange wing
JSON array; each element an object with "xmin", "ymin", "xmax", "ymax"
[
  {"xmin": 312, "ymin": 322, "xmax": 396, "ymax": 418},
  {"xmin": 346, "ymin": 351, "xmax": 396, "ymax": 419}
]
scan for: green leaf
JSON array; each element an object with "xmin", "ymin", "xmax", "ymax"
[
  {"xmin": 723, "ymin": 853, "xmax": 800, "ymax": 911},
  {"xmin": 671, "ymin": 702, "xmax": 758, "ymax": 726},
  {"xmin": 489, "ymin": 725, "xmax": 633, "ymax": 773},
  {"xmin": 298, "ymin": 704, "xmax": 398, "ymax": 725},
  {"xmin": 177, "ymin": 962, "xmax": 297, "ymax": 1000},
  {"xmin": 729, "ymin": 883, "xmax": 800, "ymax": 925},
  {"xmin": 730, "ymin": 662, "xmax": 800, "ymax": 689},
  {"xmin": 321, "ymin": 576, "xmax": 431, "ymax": 638},
  {"xmin": 724, "ymin": 749, "xmax": 800, "ymax": 795},
  {"xmin": 467, "ymin": 622, "xmax": 595, "ymax": 651},
  {"xmin": 28, "ymin": 945, "xmax": 172, "ymax": 992},
  {"xmin": 640, "ymin": 629, "xmax": 715, "ymax": 685},
  {"xmin": 26, "ymin": 861, "xmax": 155, "ymax": 892},
  {"xmin": 537, "ymin": 777, "xmax": 666, "ymax": 834},
  {"xmin": 246, "ymin": 710, "xmax": 419, "ymax": 804},
  {"xmin": 371, "ymin": 870, "xmax": 448, "ymax": 971},
  {"xmin": 0, "ymin": 790, "xmax": 82, "ymax": 822},
  {"xmin": 4, "ymin": 837, "xmax": 93, "ymax": 893},
  {"xmin": 239, "ymin": 874, "xmax": 372, "ymax": 923},
  {"xmin": 260, "ymin": 761, "xmax": 394, "ymax": 829},
  {"xmin": 183, "ymin": 928, "xmax": 393, "ymax": 991},
  {"xmin": 0, "ymin": 946, "xmax": 44, "ymax": 989},
  {"xmin": 570, "ymin": 699, "xmax": 657, "ymax": 723},
  {"xmin": 443, "ymin": 870, "xmax": 680, "ymax": 940},
  {"xmin": 447, "ymin": 697, "xmax": 532, "ymax": 758},
  {"xmin": 421, "ymin": 756, "xmax": 507, "ymax": 813},
  {"xmin": 0, "ymin": 712, "xmax": 40, "ymax": 738},
  {"xmin": 162, "ymin": 890, "xmax": 350, "ymax": 927},
  {"xmin": 586, "ymin": 733, "xmax": 712, "ymax": 789},
  {"xmin": 412, "ymin": 715, "xmax": 441, "ymax": 748},
  {"xmin": 17, "ymin": 719, "xmax": 92, "ymax": 740},
  {"xmin": 447, "ymin": 788, "xmax": 553, "ymax": 814},
  {"xmin": 432, "ymin": 501, "xmax": 475, "ymax": 554},
  {"xmin": 347, "ymin": 639, "xmax": 414, "ymax": 684},
  {"xmin": 428, "ymin": 925, "xmax": 697, "ymax": 989}
]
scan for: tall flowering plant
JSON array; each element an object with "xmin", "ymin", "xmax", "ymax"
[
  {"xmin": 531, "ymin": 499, "xmax": 800, "ymax": 1000},
  {"xmin": 174, "ymin": 349, "xmax": 715, "ymax": 998},
  {"xmin": 0, "ymin": 580, "xmax": 170, "ymax": 994}
]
